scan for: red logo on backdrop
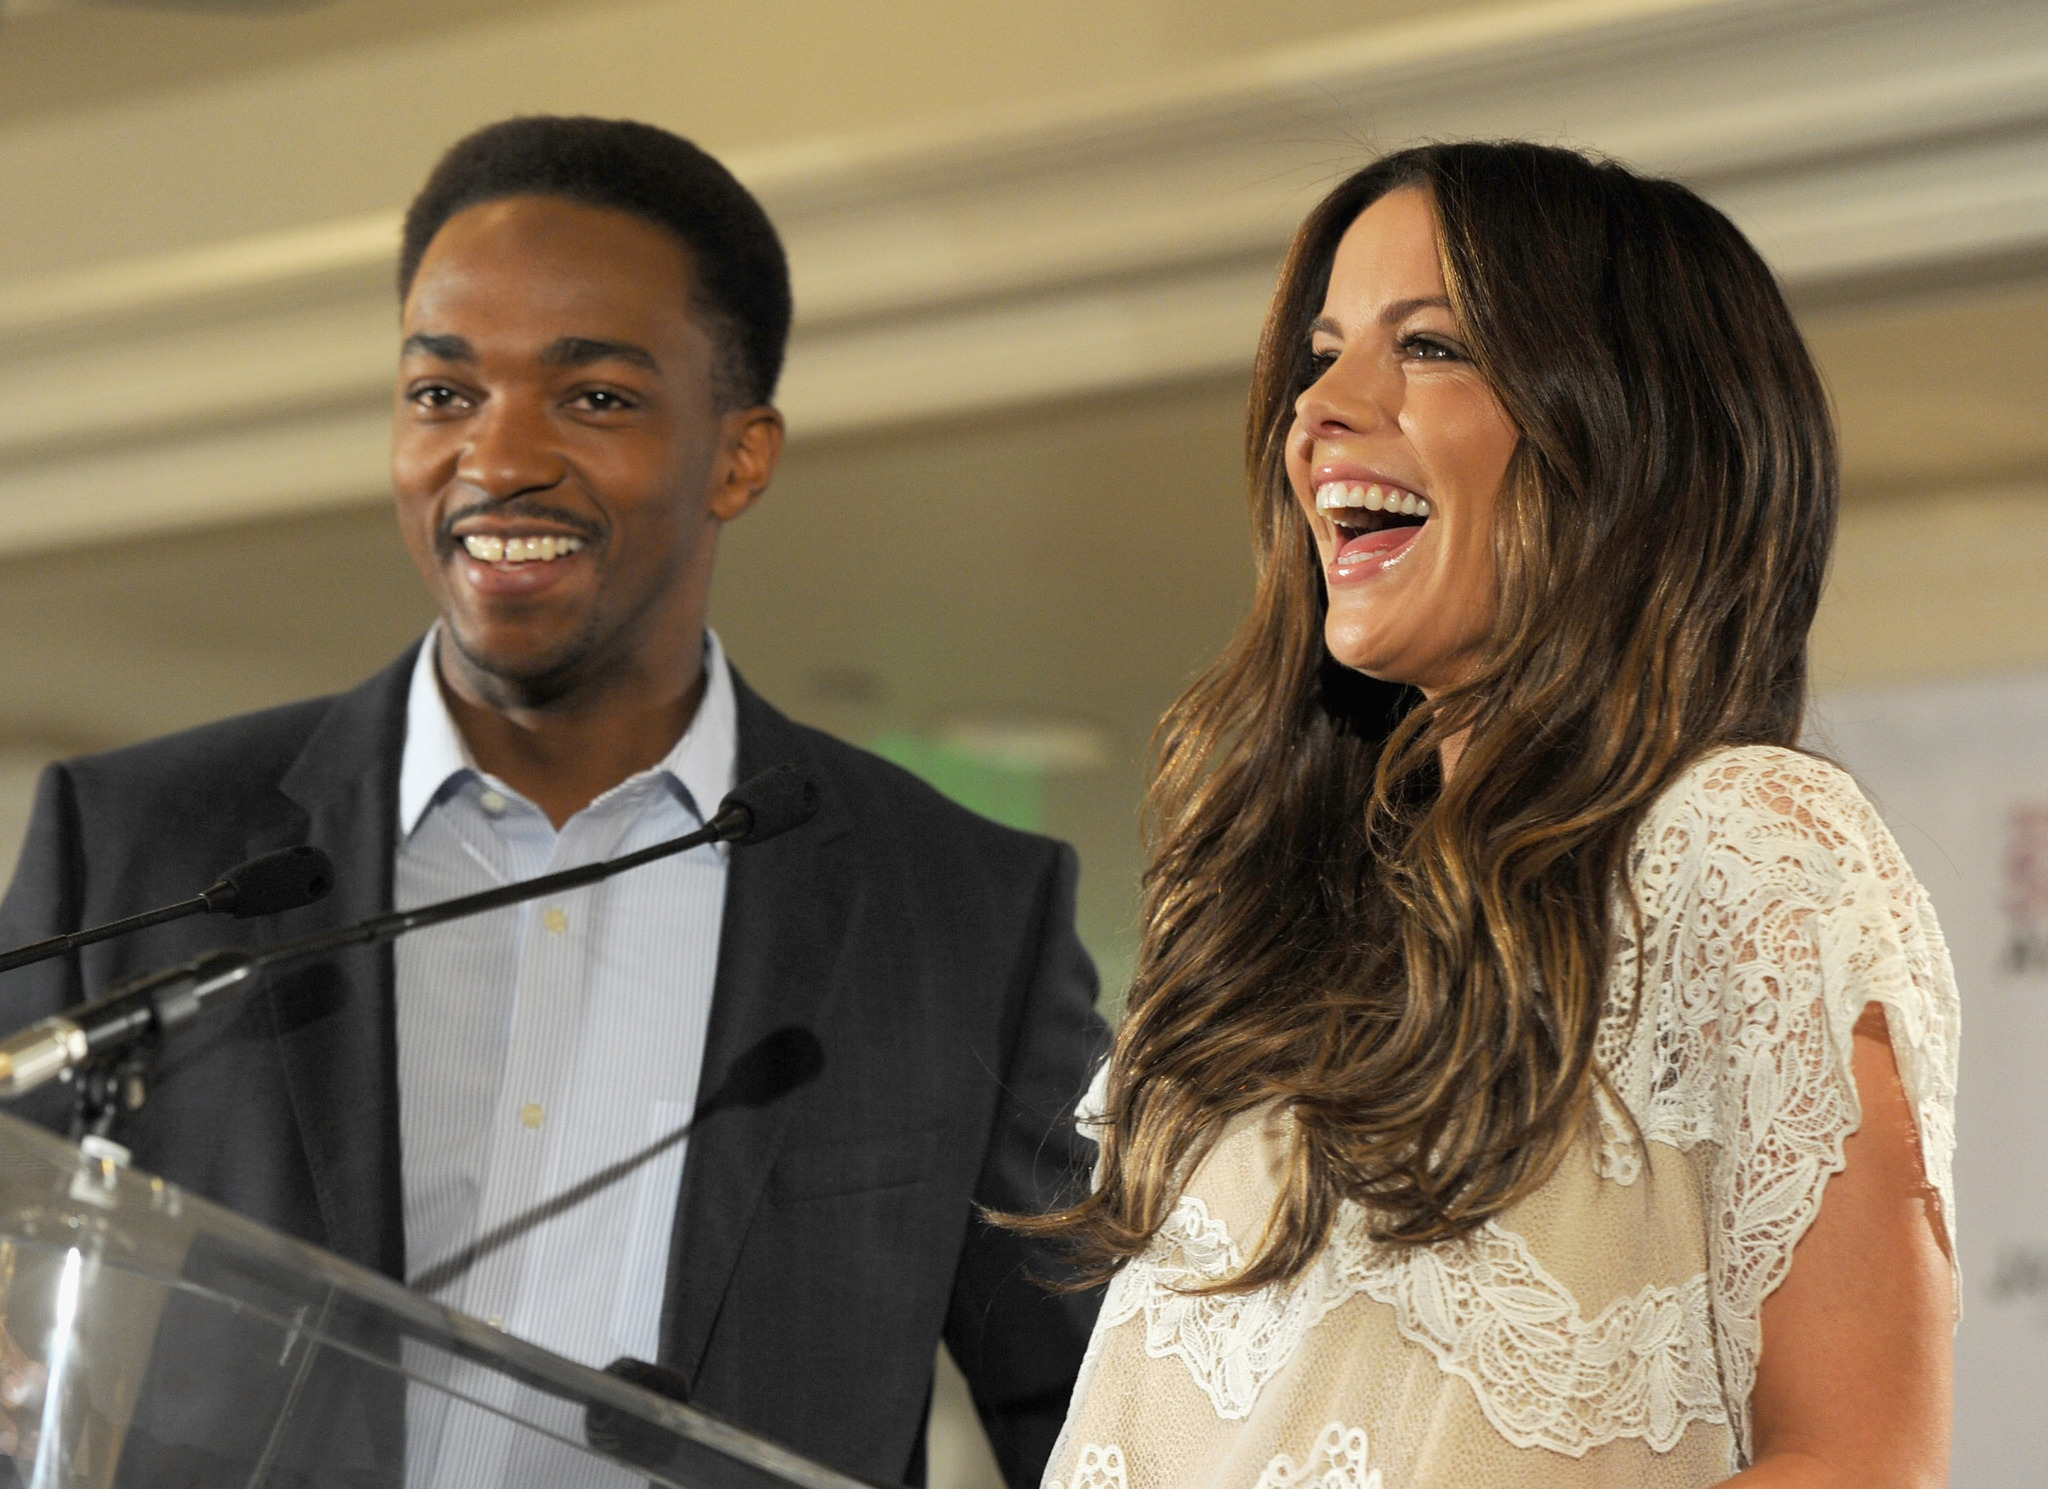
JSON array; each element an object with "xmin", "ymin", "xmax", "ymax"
[{"xmin": 2005, "ymin": 803, "xmax": 2048, "ymax": 975}]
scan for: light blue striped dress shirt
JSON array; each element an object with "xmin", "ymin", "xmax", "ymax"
[{"xmin": 393, "ymin": 628, "xmax": 735, "ymax": 1487}]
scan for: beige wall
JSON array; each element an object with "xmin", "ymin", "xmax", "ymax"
[
  {"xmin": 1805, "ymin": 272, "xmax": 2048, "ymax": 691},
  {"xmin": 0, "ymin": 0, "xmax": 1499, "ymax": 277}
]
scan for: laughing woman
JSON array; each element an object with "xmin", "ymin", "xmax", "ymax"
[{"xmin": 1033, "ymin": 143, "xmax": 1958, "ymax": 1488}]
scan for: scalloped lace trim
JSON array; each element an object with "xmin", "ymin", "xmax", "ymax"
[
  {"xmin": 1052, "ymin": 1426, "xmax": 1384, "ymax": 1489},
  {"xmin": 1256, "ymin": 1424, "xmax": 1386, "ymax": 1489},
  {"xmin": 1095, "ymin": 1193, "xmax": 1359, "ymax": 1423},
  {"xmin": 1104, "ymin": 1194, "xmax": 1724, "ymax": 1454},
  {"xmin": 1055, "ymin": 1445, "xmax": 1130, "ymax": 1489}
]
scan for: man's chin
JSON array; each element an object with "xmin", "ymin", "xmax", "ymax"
[{"xmin": 436, "ymin": 622, "xmax": 595, "ymax": 706}]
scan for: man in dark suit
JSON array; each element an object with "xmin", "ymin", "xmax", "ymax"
[{"xmin": 0, "ymin": 117, "xmax": 1105, "ymax": 1488}]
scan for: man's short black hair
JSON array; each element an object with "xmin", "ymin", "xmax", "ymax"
[{"xmin": 400, "ymin": 116, "xmax": 792, "ymax": 409}]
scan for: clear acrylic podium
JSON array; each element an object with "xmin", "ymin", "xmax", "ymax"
[{"xmin": 0, "ymin": 1110, "xmax": 869, "ymax": 1489}]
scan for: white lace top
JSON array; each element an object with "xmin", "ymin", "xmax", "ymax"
[{"xmin": 1047, "ymin": 747, "xmax": 1959, "ymax": 1489}]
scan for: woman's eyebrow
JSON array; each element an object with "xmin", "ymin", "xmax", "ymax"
[
  {"xmin": 1308, "ymin": 298, "xmax": 1455, "ymax": 340},
  {"xmin": 1380, "ymin": 295, "xmax": 1453, "ymax": 324}
]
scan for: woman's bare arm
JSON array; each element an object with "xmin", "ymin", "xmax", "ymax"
[{"xmin": 1733, "ymin": 1004, "xmax": 1954, "ymax": 1488}]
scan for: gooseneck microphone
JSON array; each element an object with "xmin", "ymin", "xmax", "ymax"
[
  {"xmin": 0, "ymin": 845, "xmax": 336, "ymax": 976},
  {"xmin": 0, "ymin": 767, "xmax": 820, "ymax": 1100}
]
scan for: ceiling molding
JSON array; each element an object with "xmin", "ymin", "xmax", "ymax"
[{"xmin": 1, "ymin": 0, "xmax": 2043, "ymax": 553}]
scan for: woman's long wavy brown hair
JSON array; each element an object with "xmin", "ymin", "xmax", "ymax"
[{"xmin": 1023, "ymin": 142, "xmax": 1837, "ymax": 1289}]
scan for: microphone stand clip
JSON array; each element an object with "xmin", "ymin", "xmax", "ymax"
[{"xmin": 62, "ymin": 950, "xmax": 256, "ymax": 1145}]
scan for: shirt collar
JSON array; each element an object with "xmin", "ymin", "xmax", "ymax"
[
  {"xmin": 663, "ymin": 629, "xmax": 739, "ymax": 825},
  {"xmin": 397, "ymin": 627, "xmax": 739, "ymax": 839}
]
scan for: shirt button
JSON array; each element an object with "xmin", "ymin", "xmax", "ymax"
[
  {"xmin": 542, "ymin": 908, "xmax": 568, "ymax": 935},
  {"xmin": 487, "ymin": 1316, "xmax": 505, "ymax": 1330},
  {"xmin": 520, "ymin": 1102, "xmax": 544, "ymax": 1130},
  {"xmin": 479, "ymin": 790, "xmax": 508, "ymax": 814}
]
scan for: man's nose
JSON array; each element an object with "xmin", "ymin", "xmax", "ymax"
[{"xmin": 456, "ymin": 395, "xmax": 565, "ymax": 501}]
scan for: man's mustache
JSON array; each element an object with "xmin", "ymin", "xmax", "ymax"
[{"xmin": 436, "ymin": 498, "xmax": 605, "ymax": 550}]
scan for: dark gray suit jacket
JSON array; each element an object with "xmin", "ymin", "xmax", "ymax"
[{"xmin": 0, "ymin": 647, "xmax": 1107, "ymax": 1487}]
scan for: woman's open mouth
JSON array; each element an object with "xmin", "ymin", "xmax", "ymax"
[{"xmin": 1315, "ymin": 481, "xmax": 1430, "ymax": 574}]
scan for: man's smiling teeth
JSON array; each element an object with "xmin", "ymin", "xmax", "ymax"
[
  {"xmin": 461, "ymin": 534, "xmax": 586, "ymax": 564},
  {"xmin": 1314, "ymin": 481, "xmax": 1431, "ymax": 518}
]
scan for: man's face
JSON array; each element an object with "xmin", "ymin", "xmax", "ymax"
[{"xmin": 392, "ymin": 195, "xmax": 777, "ymax": 703}]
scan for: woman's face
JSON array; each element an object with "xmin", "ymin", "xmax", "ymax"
[{"xmin": 1287, "ymin": 187, "xmax": 1520, "ymax": 698}]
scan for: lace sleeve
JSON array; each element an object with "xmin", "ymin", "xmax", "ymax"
[{"xmin": 1631, "ymin": 747, "xmax": 1960, "ymax": 1459}]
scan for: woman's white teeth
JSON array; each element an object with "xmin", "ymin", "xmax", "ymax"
[
  {"xmin": 461, "ymin": 534, "xmax": 586, "ymax": 564},
  {"xmin": 1314, "ymin": 482, "xmax": 1430, "ymax": 518}
]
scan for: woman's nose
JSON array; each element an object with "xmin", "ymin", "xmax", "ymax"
[
  {"xmin": 457, "ymin": 396, "xmax": 565, "ymax": 501},
  {"xmin": 1294, "ymin": 355, "xmax": 1392, "ymax": 440}
]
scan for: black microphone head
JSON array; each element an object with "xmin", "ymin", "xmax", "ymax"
[
  {"xmin": 711, "ymin": 766, "xmax": 820, "ymax": 846},
  {"xmin": 206, "ymin": 846, "xmax": 336, "ymax": 919},
  {"xmin": 587, "ymin": 1356, "xmax": 694, "ymax": 1464},
  {"xmin": 601, "ymin": 1356, "xmax": 693, "ymax": 1405}
]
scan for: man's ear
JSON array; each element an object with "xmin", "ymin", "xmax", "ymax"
[{"xmin": 708, "ymin": 406, "xmax": 785, "ymax": 522}]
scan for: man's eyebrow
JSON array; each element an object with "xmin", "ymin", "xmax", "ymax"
[
  {"xmin": 401, "ymin": 332, "xmax": 474, "ymax": 361},
  {"xmin": 541, "ymin": 336, "xmax": 661, "ymax": 373}
]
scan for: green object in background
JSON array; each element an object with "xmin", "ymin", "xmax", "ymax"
[{"xmin": 868, "ymin": 730, "xmax": 1045, "ymax": 832}]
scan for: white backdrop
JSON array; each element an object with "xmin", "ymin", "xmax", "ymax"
[{"xmin": 1816, "ymin": 673, "xmax": 2048, "ymax": 1486}]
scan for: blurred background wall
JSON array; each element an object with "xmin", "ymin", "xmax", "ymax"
[{"xmin": 0, "ymin": 0, "xmax": 2043, "ymax": 1483}]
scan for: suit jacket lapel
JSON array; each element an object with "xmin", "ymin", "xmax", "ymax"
[
  {"xmin": 270, "ymin": 646, "xmax": 414, "ymax": 1277},
  {"xmin": 660, "ymin": 673, "xmax": 860, "ymax": 1378}
]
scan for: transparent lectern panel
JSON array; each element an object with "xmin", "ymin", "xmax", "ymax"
[{"xmin": 0, "ymin": 1112, "xmax": 866, "ymax": 1489}]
